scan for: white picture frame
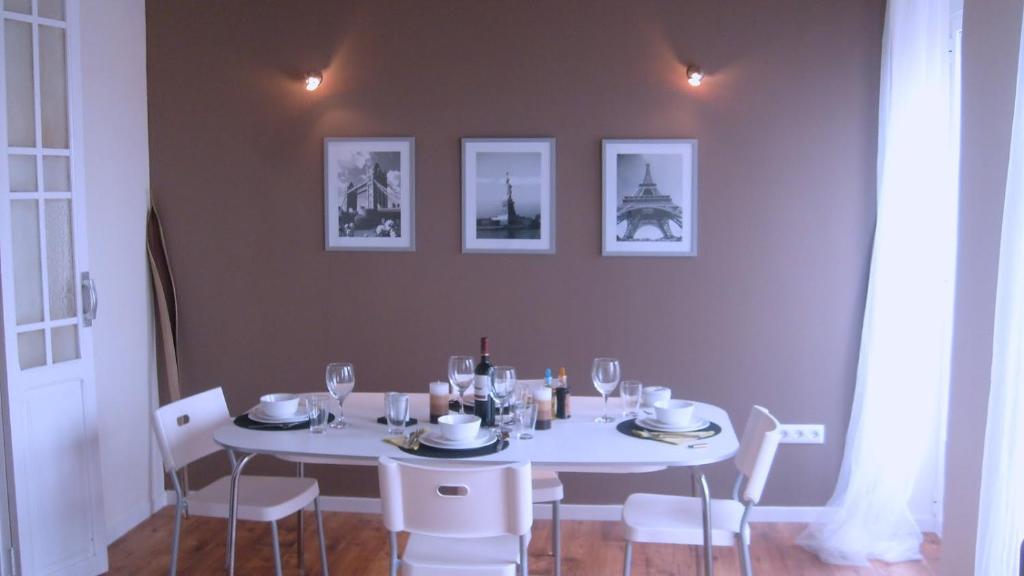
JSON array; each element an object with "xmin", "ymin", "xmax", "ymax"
[
  {"xmin": 462, "ymin": 138, "xmax": 556, "ymax": 254},
  {"xmin": 602, "ymin": 139, "xmax": 698, "ymax": 257},
  {"xmin": 324, "ymin": 137, "xmax": 415, "ymax": 251}
]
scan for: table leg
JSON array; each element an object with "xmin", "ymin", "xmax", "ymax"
[
  {"xmin": 297, "ymin": 462, "xmax": 306, "ymax": 575},
  {"xmin": 698, "ymin": 470, "xmax": 713, "ymax": 576},
  {"xmin": 227, "ymin": 451, "xmax": 257, "ymax": 576}
]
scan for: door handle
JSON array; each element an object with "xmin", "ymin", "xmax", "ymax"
[{"xmin": 81, "ymin": 271, "xmax": 98, "ymax": 327}]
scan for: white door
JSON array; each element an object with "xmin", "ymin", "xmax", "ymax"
[{"xmin": 0, "ymin": 0, "xmax": 107, "ymax": 574}]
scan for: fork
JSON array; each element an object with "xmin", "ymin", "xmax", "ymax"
[{"xmin": 631, "ymin": 429, "xmax": 681, "ymax": 445}]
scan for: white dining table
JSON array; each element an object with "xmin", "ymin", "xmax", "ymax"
[{"xmin": 214, "ymin": 392, "xmax": 739, "ymax": 576}]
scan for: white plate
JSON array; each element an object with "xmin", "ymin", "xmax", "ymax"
[
  {"xmin": 635, "ymin": 416, "xmax": 710, "ymax": 433},
  {"xmin": 248, "ymin": 406, "xmax": 310, "ymax": 424},
  {"xmin": 419, "ymin": 430, "xmax": 497, "ymax": 450}
]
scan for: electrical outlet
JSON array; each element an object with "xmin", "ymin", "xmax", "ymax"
[{"xmin": 778, "ymin": 424, "xmax": 825, "ymax": 445}]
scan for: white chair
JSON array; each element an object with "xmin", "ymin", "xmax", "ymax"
[
  {"xmin": 152, "ymin": 387, "xmax": 329, "ymax": 576},
  {"xmin": 378, "ymin": 456, "xmax": 533, "ymax": 576},
  {"xmin": 532, "ymin": 468, "xmax": 564, "ymax": 576},
  {"xmin": 621, "ymin": 406, "xmax": 782, "ymax": 576}
]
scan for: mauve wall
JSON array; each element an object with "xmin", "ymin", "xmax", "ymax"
[{"xmin": 146, "ymin": 0, "xmax": 882, "ymax": 505}]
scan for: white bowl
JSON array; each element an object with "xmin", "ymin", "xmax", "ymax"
[
  {"xmin": 260, "ymin": 393, "xmax": 300, "ymax": 418},
  {"xmin": 438, "ymin": 414, "xmax": 481, "ymax": 442},
  {"xmin": 653, "ymin": 399, "xmax": 696, "ymax": 426}
]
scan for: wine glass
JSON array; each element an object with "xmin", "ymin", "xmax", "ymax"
[
  {"xmin": 448, "ymin": 355, "xmax": 475, "ymax": 414},
  {"xmin": 325, "ymin": 362, "xmax": 355, "ymax": 429},
  {"xmin": 490, "ymin": 366, "xmax": 517, "ymax": 431},
  {"xmin": 592, "ymin": 358, "xmax": 621, "ymax": 423}
]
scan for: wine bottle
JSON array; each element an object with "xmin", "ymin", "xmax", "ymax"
[{"xmin": 474, "ymin": 337, "xmax": 495, "ymax": 427}]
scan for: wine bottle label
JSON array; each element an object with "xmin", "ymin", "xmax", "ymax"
[{"xmin": 474, "ymin": 374, "xmax": 490, "ymax": 400}]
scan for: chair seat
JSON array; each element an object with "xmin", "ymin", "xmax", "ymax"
[
  {"xmin": 532, "ymin": 469, "xmax": 564, "ymax": 503},
  {"xmin": 623, "ymin": 493, "xmax": 746, "ymax": 547},
  {"xmin": 186, "ymin": 475, "xmax": 319, "ymax": 522},
  {"xmin": 401, "ymin": 533, "xmax": 525, "ymax": 576}
]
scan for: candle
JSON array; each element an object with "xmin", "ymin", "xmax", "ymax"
[
  {"xmin": 534, "ymin": 387, "xmax": 553, "ymax": 430},
  {"xmin": 429, "ymin": 381, "xmax": 450, "ymax": 423},
  {"xmin": 641, "ymin": 386, "xmax": 671, "ymax": 408}
]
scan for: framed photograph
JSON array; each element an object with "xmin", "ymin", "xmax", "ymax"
[
  {"xmin": 602, "ymin": 139, "xmax": 698, "ymax": 257},
  {"xmin": 462, "ymin": 138, "xmax": 555, "ymax": 254},
  {"xmin": 324, "ymin": 137, "xmax": 415, "ymax": 251}
]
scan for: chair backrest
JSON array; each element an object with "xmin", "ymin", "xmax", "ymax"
[
  {"xmin": 378, "ymin": 456, "xmax": 533, "ymax": 538},
  {"xmin": 152, "ymin": 387, "xmax": 232, "ymax": 472},
  {"xmin": 733, "ymin": 405, "xmax": 782, "ymax": 505}
]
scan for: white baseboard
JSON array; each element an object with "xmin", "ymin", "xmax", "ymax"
[
  {"xmin": 158, "ymin": 492, "xmax": 941, "ymax": 535},
  {"xmin": 317, "ymin": 496, "xmax": 381, "ymax": 514},
  {"xmin": 749, "ymin": 506, "xmax": 831, "ymax": 523}
]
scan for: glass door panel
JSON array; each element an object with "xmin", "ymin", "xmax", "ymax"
[
  {"xmin": 50, "ymin": 324, "xmax": 77, "ymax": 363},
  {"xmin": 3, "ymin": 0, "xmax": 30, "ymax": 14},
  {"xmin": 16, "ymin": 329, "xmax": 44, "ymax": 369},
  {"xmin": 38, "ymin": 24, "xmax": 67, "ymax": 149},
  {"xmin": 8, "ymin": 154, "xmax": 36, "ymax": 191},
  {"xmin": 41, "ymin": 155, "xmax": 67, "ymax": 191},
  {"xmin": 36, "ymin": 0, "xmax": 62, "ymax": 21},
  {"xmin": 4, "ymin": 19, "xmax": 34, "ymax": 147},
  {"xmin": 10, "ymin": 200, "xmax": 43, "ymax": 326},
  {"xmin": 44, "ymin": 199, "xmax": 74, "ymax": 321}
]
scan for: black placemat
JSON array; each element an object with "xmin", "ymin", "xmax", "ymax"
[
  {"xmin": 233, "ymin": 412, "xmax": 334, "ymax": 431},
  {"xmin": 616, "ymin": 418, "xmax": 721, "ymax": 440},
  {"xmin": 376, "ymin": 416, "xmax": 419, "ymax": 426},
  {"xmin": 397, "ymin": 438, "xmax": 510, "ymax": 459}
]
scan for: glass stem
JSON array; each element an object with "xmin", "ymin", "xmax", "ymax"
[{"xmin": 603, "ymin": 394, "xmax": 609, "ymax": 419}]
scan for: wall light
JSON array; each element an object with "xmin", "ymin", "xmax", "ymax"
[
  {"xmin": 305, "ymin": 72, "xmax": 323, "ymax": 91},
  {"xmin": 686, "ymin": 65, "xmax": 704, "ymax": 87}
]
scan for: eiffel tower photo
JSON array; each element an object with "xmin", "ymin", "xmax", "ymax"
[{"xmin": 617, "ymin": 162, "xmax": 684, "ymax": 241}]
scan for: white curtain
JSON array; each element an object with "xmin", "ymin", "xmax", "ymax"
[
  {"xmin": 799, "ymin": 0, "xmax": 958, "ymax": 565},
  {"xmin": 974, "ymin": 13, "xmax": 1024, "ymax": 576}
]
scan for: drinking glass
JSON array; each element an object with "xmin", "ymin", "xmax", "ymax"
[
  {"xmin": 516, "ymin": 402, "xmax": 537, "ymax": 440},
  {"xmin": 448, "ymin": 355, "xmax": 475, "ymax": 414},
  {"xmin": 514, "ymin": 382, "xmax": 533, "ymax": 411},
  {"xmin": 620, "ymin": 380, "xmax": 643, "ymax": 419},
  {"xmin": 307, "ymin": 396, "xmax": 328, "ymax": 434},
  {"xmin": 592, "ymin": 358, "xmax": 621, "ymax": 423},
  {"xmin": 490, "ymin": 366, "xmax": 517, "ymax": 430},
  {"xmin": 326, "ymin": 362, "xmax": 355, "ymax": 429},
  {"xmin": 385, "ymin": 392, "xmax": 409, "ymax": 435}
]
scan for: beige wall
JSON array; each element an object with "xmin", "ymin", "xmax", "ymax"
[
  {"xmin": 942, "ymin": 0, "xmax": 1023, "ymax": 573},
  {"xmin": 145, "ymin": 0, "xmax": 883, "ymax": 505}
]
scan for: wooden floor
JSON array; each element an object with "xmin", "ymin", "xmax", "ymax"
[{"xmin": 108, "ymin": 508, "xmax": 940, "ymax": 575}]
